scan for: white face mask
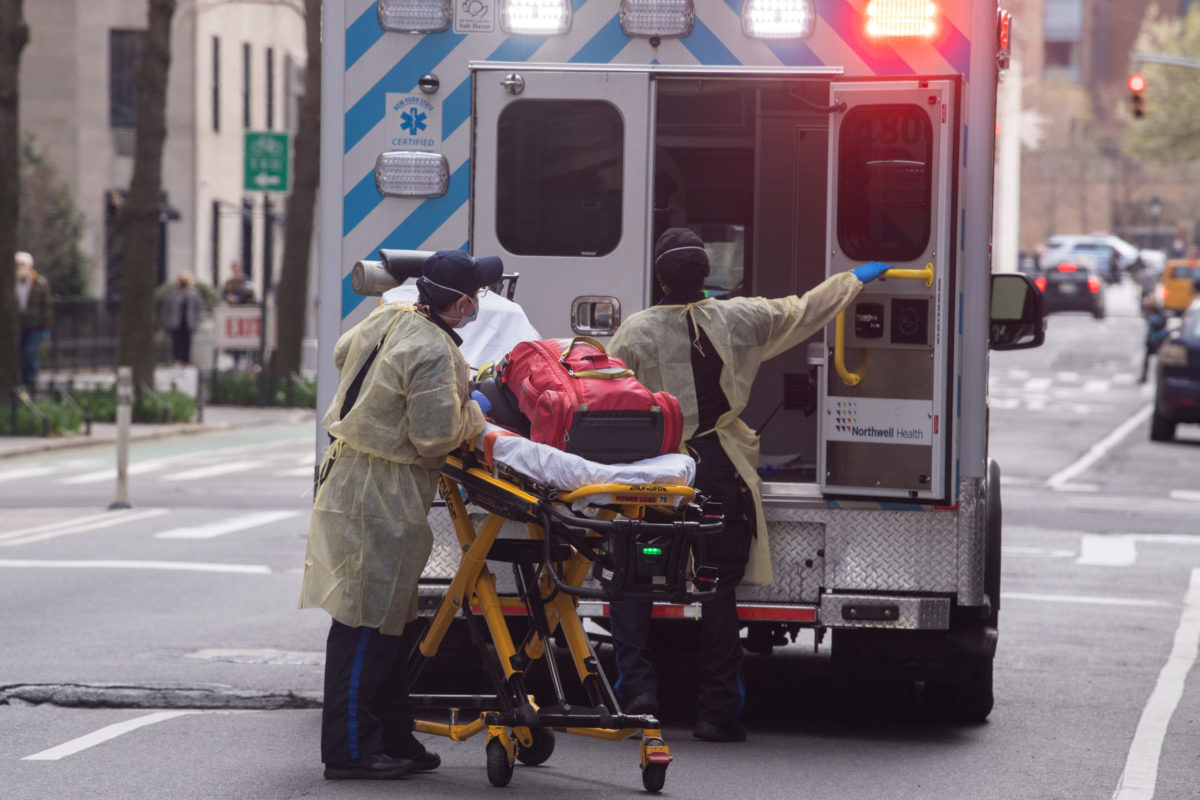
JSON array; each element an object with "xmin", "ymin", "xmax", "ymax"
[{"xmin": 424, "ymin": 277, "xmax": 485, "ymax": 329}]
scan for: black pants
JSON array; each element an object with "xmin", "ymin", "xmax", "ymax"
[
  {"xmin": 171, "ymin": 327, "xmax": 193, "ymax": 364},
  {"xmin": 610, "ymin": 435, "xmax": 753, "ymax": 724},
  {"xmin": 321, "ymin": 619, "xmax": 418, "ymax": 764}
]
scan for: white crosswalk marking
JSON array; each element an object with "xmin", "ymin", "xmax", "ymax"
[
  {"xmin": 155, "ymin": 510, "xmax": 302, "ymax": 539},
  {"xmin": 158, "ymin": 460, "xmax": 267, "ymax": 482},
  {"xmin": 0, "ymin": 466, "xmax": 55, "ymax": 483},
  {"xmin": 0, "ymin": 508, "xmax": 169, "ymax": 546}
]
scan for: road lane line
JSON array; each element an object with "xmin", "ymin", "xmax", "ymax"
[
  {"xmin": 0, "ymin": 559, "xmax": 271, "ymax": 574},
  {"xmin": 1076, "ymin": 534, "xmax": 1138, "ymax": 567},
  {"xmin": 0, "ymin": 509, "xmax": 169, "ymax": 546},
  {"xmin": 1169, "ymin": 489, "xmax": 1200, "ymax": 502},
  {"xmin": 1002, "ymin": 592, "xmax": 1174, "ymax": 609},
  {"xmin": 1112, "ymin": 568, "xmax": 1200, "ymax": 800},
  {"xmin": 1047, "ymin": 404, "xmax": 1153, "ymax": 490},
  {"xmin": 0, "ymin": 466, "xmax": 55, "ymax": 483},
  {"xmin": 158, "ymin": 460, "xmax": 268, "ymax": 482},
  {"xmin": 155, "ymin": 510, "xmax": 301, "ymax": 539},
  {"xmin": 23, "ymin": 711, "xmax": 200, "ymax": 761}
]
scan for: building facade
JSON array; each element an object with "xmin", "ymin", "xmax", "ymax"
[{"xmin": 19, "ymin": 0, "xmax": 308, "ymax": 299}]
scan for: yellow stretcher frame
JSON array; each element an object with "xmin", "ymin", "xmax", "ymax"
[{"xmin": 405, "ymin": 450, "xmax": 715, "ymax": 792}]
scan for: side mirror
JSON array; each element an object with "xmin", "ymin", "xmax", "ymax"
[{"xmin": 990, "ymin": 273, "xmax": 1045, "ymax": 350}]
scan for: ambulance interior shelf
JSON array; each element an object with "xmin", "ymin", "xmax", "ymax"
[{"xmin": 834, "ymin": 262, "xmax": 934, "ymax": 386}]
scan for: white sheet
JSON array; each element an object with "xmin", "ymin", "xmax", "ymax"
[{"xmin": 477, "ymin": 423, "xmax": 695, "ymax": 509}]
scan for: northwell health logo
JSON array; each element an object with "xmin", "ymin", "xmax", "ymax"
[{"xmin": 833, "ymin": 401, "xmax": 924, "ymax": 440}]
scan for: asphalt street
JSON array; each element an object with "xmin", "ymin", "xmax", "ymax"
[{"xmin": 1, "ymin": 281, "xmax": 1199, "ymax": 799}]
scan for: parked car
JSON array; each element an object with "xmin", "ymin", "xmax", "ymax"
[
  {"xmin": 1151, "ymin": 303, "xmax": 1200, "ymax": 441},
  {"xmin": 1036, "ymin": 233, "xmax": 1139, "ymax": 279},
  {"xmin": 1034, "ymin": 261, "xmax": 1106, "ymax": 319},
  {"xmin": 1159, "ymin": 259, "xmax": 1199, "ymax": 315}
]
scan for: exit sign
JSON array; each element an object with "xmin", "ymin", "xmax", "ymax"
[{"xmin": 243, "ymin": 131, "xmax": 290, "ymax": 192}]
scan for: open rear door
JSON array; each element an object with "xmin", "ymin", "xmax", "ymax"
[
  {"xmin": 820, "ymin": 80, "xmax": 957, "ymax": 502},
  {"xmin": 471, "ymin": 67, "xmax": 652, "ymax": 339}
]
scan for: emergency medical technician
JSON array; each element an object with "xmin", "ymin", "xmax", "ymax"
[
  {"xmin": 608, "ymin": 228, "xmax": 890, "ymax": 742},
  {"xmin": 300, "ymin": 250, "xmax": 501, "ymax": 780}
]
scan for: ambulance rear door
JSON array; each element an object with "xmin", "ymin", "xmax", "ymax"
[
  {"xmin": 471, "ymin": 66, "xmax": 652, "ymax": 339},
  {"xmin": 820, "ymin": 79, "xmax": 958, "ymax": 502}
]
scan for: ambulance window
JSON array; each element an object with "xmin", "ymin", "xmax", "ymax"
[
  {"xmin": 837, "ymin": 105, "xmax": 932, "ymax": 262},
  {"xmin": 496, "ymin": 100, "xmax": 623, "ymax": 257}
]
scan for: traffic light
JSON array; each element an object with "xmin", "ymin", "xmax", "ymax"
[{"xmin": 1129, "ymin": 72, "xmax": 1146, "ymax": 118}]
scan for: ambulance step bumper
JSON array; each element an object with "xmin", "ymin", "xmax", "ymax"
[{"xmin": 821, "ymin": 594, "xmax": 950, "ymax": 630}]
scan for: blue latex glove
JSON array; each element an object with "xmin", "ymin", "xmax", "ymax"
[
  {"xmin": 470, "ymin": 389, "xmax": 492, "ymax": 414},
  {"xmin": 852, "ymin": 261, "xmax": 893, "ymax": 283}
]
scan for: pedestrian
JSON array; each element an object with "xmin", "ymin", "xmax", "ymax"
[
  {"xmin": 221, "ymin": 260, "xmax": 256, "ymax": 305},
  {"xmin": 606, "ymin": 227, "xmax": 891, "ymax": 743},
  {"xmin": 158, "ymin": 271, "xmax": 205, "ymax": 366},
  {"xmin": 14, "ymin": 251, "xmax": 53, "ymax": 394},
  {"xmin": 1141, "ymin": 301, "xmax": 1168, "ymax": 384},
  {"xmin": 299, "ymin": 249, "xmax": 499, "ymax": 780}
]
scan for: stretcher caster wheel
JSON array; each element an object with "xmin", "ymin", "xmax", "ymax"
[
  {"xmin": 516, "ymin": 728, "xmax": 555, "ymax": 766},
  {"xmin": 486, "ymin": 737, "xmax": 514, "ymax": 787},
  {"xmin": 641, "ymin": 762, "xmax": 667, "ymax": 792}
]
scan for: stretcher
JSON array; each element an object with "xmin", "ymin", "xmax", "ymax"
[{"xmin": 407, "ymin": 424, "xmax": 723, "ymax": 792}]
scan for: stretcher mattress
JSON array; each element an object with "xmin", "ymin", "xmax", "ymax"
[{"xmin": 476, "ymin": 423, "xmax": 695, "ymax": 508}]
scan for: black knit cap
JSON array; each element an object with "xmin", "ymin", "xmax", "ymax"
[{"xmin": 653, "ymin": 227, "xmax": 710, "ymax": 288}]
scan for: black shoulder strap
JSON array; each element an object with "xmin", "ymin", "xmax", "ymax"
[{"xmin": 338, "ymin": 312, "xmax": 405, "ymax": 420}]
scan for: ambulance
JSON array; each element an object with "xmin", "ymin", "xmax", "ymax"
[{"xmin": 318, "ymin": 0, "xmax": 1045, "ymax": 722}]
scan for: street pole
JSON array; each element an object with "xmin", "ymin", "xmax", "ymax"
[
  {"xmin": 110, "ymin": 366, "xmax": 132, "ymax": 510},
  {"xmin": 258, "ymin": 194, "xmax": 273, "ymax": 406}
]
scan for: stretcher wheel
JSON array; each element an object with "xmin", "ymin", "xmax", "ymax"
[
  {"xmin": 486, "ymin": 737, "xmax": 514, "ymax": 787},
  {"xmin": 642, "ymin": 762, "xmax": 667, "ymax": 792},
  {"xmin": 516, "ymin": 728, "xmax": 555, "ymax": 766}
]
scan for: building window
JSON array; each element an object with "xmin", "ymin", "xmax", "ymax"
[
  {"xmin": 243, "ymin": 42, "xmax": 252, "ymax": 129},
  {"xmin": 266, "ymin": 47, "xmax": 275, "ymax": 130},
  {"xmin": 211, "ymin": 36, "xmax": 221, "ymax": 133},
  {"xmin": 496, "ymin": 100, "xmax": 624, "ymax": 257},
  {"xmin": 110, "ymin": 29, "xmax": 146, "ymax": 129},
  {"xmin": 1044, "ymin": 0, "xmax": 1082, "ymax": 80},
  {"xmin": 837, "ymin": 104, "xmax": 933, "ymax": 263}
]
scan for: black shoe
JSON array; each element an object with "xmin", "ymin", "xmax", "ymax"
[
  {"xmin": 625, "ymin": 692, "xmax": 659, "ymax": 716},
  {"xmin": 324, "ymin": 753, "xmax": 415, "ymax": 780},
  {"xmin": 387, "ymin": 741, "xmax": 441, "ymax": 772},
  {"xmin": 693, "ymin": 719, "xmax": 747, "ymax": 743}
]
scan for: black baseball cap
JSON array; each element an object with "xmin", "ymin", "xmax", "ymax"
[
  {"xmin": 653, "ymin": 227, "xmax": 710, "ymax": 285},
  {"xmin": 419, "ymin": 250, "xmax": 504, "ymax": 300}
]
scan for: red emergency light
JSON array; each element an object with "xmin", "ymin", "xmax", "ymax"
[{"xmin": 865, "ymin": 0, "xmax": 939, "ymax": 39}]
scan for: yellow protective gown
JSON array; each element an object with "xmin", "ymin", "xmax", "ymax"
[
  {"xmin": 609, "ymin": 272, "xmax": 863, "ymax": 586},
  {"xmin": 299, "ymin": 303, "xmax": 486, "ymax": 634}
]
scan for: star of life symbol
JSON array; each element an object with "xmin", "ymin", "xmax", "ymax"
[{"xmin": 400, "ymin": 108, "xmax": 427, "ymax": 136}]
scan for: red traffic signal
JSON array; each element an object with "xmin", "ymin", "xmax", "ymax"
[
  {"xmin": 1128, "ymin": 72, "xmax": 1146, "ymax": 93},
  {"xmin": 1129, "ymin": 73, "xmax": 1146, "ymax": 118}
]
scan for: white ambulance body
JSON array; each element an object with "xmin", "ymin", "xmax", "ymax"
[{"xmin": 319, "ymin": 0, "xmax": 1041, "ymax": 721}]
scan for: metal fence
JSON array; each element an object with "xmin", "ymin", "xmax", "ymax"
[{"xmin": 43, "ymin": 296, "xmax": 126, "ymax": 372}]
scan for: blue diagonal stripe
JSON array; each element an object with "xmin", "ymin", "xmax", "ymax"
[
  {"xmin": 936, "ymin": 20, "xmax": 971, "ymax": 80},
  {"xmin": 346, "ymin": 3, "xmax": 383, "ymax": 70},
  {"xmin": 570, "ymin": 15, "xmax": 628, "ymax": 63},
  {"xmin": 682, "ymin": 16, "xmax": 741, "ymax": 65},
  {"xmin": 343, "ymin": 169, "xmax": 381, "ymax": 236},
  {"xmin": 344, "ymin": 32, "xmax": 467, "ymax": 154},
  {"xmin": 341, "ymin": 160, "xmax": 472, "ymax": 318},
  {"xmin": 487, "ymin": 34, "xmax": 549, "ymax": 62},
  {"xmin": 443, "ymin": 77, "xmax": 472, "ymax": 140}
]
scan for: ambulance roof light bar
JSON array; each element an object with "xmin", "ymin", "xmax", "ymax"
[
  {"xmin": 864, "ymin": 0, "xmax": 939, "ymax": 39},
  {"xmin": 741, "ymin": 0, "xmax": 816, "ymax": 39},
  {"xmin": 375, "ymin": 151, "xmax": 450, "ymax": 197},
  {"xmin": 377, "ymin": 0, "xmax": 452, "ymax": 33},
  {"xmin": 620, "ymin": 0, "xmax": 695, "ymax": 38},
  {"xmin": 500, "ymin": 0, "xmax": 573, "ymax": 35}
]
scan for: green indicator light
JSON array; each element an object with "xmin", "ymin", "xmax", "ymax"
[{"xmin": 642, "ymin": 547, "xmax": 664, "ymax": 556}]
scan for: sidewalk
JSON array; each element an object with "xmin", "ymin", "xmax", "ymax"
[{"xmin": 0, "ymin": 403, "xmax": 316, "ymax": 460}]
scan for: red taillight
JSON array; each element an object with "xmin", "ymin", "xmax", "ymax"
[
  {"xmin": 1035, "ymin": 277, "xmax": 1047, "ymax": 292},
  {"xmin": 1056, "ymin": 263, "xmax": 1078, "ymax": 273},
  {"xmin": 1087, "ymin": 277, "xmax": 1101, "ymax": 293}
]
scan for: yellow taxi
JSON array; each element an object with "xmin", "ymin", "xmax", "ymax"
[{"xmin": 1161, "ymin": 259, "xmax": 1199, "ymax": 314}]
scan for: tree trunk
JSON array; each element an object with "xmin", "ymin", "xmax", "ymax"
[
  {"xmin": 0, "ymin": 0, "xmax": 29, "ymax": 395},
  {"xmin": 274, "ymin": 0, "xmax": 321, "ymax": 379},
  {"xmin": 117, "ymin": 0, "xmax": 175, "ymax": 389}
]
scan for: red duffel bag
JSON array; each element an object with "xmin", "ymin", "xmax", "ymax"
[{"xmin": 495, "ymin": 337, "xmax": 683, "ymax": 464}]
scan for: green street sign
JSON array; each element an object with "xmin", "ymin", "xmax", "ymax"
[{"xmin": 243, "ymin": 131, "xmax": 290, "ymax": 192}]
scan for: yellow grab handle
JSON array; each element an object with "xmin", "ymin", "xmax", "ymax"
[{"xmin": 833, "ymin": 262, "xmax": 933, "ymax": 386}]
